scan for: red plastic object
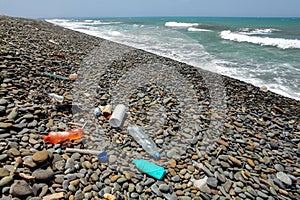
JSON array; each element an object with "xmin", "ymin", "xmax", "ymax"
[{"xmin": 43, "ymin": 128, "xmax": 84, "ymax": 144}]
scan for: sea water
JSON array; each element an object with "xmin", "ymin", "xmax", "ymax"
[{"xmin": 46, "ymin": 17, "xmax": 300, "ymax": 100}]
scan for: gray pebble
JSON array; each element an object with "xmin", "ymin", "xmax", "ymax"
[
  {"xmin": 207, "ymin": 177, "xmax": 218, "ymax": 188},
  {"xmin": 144, "ymin": 178, "xmax": 155, "ymax": 186},
  {"xmin": 159, "ymin": 183, "xmax": 170, "ymax": 193},
  {"xmin": 234, "ymin": 187, "xmax": 242, "ymax": 193},
  {"xmin": 32, "ymin": 169, "xmax": 54, "ymax": 182},
  {"xmin": 276, "ymin": 172, "xmax": 292, "ymax": 185},
  {"xmin": 171, "ymin": 175, "xmax": 180, "ymax": 182}
]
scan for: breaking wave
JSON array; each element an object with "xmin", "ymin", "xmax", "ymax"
[{"xmin": 220, "ymin": 30, "xmax": 300, "ymax": 49}]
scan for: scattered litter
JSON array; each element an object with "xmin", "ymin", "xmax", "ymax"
[
  {"xmin": 133, "ymin": 159, "xmax": 165, "ymax": 180},
  {"xmin": 94, "ymin": 107, "xmax": 101, "ymax": 116},
  {"xmin": 48, "ymin": 39, "xmax": 59, "ymax": 45},
  {"xmin": 66, "ymin": 148, "xmax": 101, "ymax": 155},
  {"xmin": 128, "ymin": 122, "xmax": 160, "ymax": 159},
  {"xmin": 102, "ymin": 105, "xmax": 112, "ymax": 119},
  {"xmin": 97, "ymin": 151, "xmax": 108, "ymax": 162},
  {"xmin": 43, "ymin": 122, "xmax": 86, "ymax": 144},
  {"xmin": 43, "ymin": 128, "xmax": 84, "ymax": 144},
  {"xmin": 65, "ymin": 148, "xmax": 108, "ymax": 162},
  {"xmin": 47, "ymin": 93, "xmax": 64, "ymax": 103},
  {"xmin": 109, "ymin": 104, "xmax": 127, "ymax": 127},
  {"xmin": 42, "ymin": 72, "xmax": 70, "ymax": 80},
  {"xmin": 53, "ymin": 53, "xmax": 65, "ymax": 57},
  {"xmin": 66, "ymin": 122, "xmax": 85, "ymax": 127},
  {"xmin": 69, "ymin": 73, "xmax": 78, "ymax": 81}
]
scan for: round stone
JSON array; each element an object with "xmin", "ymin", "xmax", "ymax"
[
  {"xmin": 0, "ymin": 168, "xmax": 10, "ymax": 178},
  {"xmin": 10, "ymin": 180, "xmax": 33, "ymax": 197},
  {"xmin": 32, "ymin": 150, "xmax": 48, "ymax": 163},
  {"xmin": 32, "ymin": 169, "xmax": 54, "ymax": 182},
  {"xmin": 274, "ymin": 164, "xmax": 284, "ymax": 172},
  {"xmin": 207, "ymin": 177, "xmax": 218, "ymax": 188},
  {"xmin": 276, "ymin": 172, "xmax": 292, "ymax": 185}
]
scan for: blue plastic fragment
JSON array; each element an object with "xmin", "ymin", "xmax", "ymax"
[
  {"xmin": 94, "ymin": 107, "xmax": 101, "ymax": 116},
  {"xmin": 42, "ymin": 72, "xmax": 70, "ymax": 80},
  {"xmin": 133, "ymin": 159, "xmax": 166, "ymax": 180},
  {"xmin": 97, "ymin": 151, "xmax": 108, "ymax": 162}
]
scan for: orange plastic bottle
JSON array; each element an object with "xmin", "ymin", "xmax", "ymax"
[{"xmin": 43, "ymin": 128, "xmax": 84, "ymax": 144}]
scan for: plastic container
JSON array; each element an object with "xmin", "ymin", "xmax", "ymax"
[
  {"xmin": 127, "ymin": 122, "xmax": 160, "ymax": 159},
  {"xmin": 48, "ymin": 93, "xmax": 64, "ymax": 103},
  {"xmin": 134, "ymin": 159, "xmax": 165, "ymax": 180},
  {"xmin": 43, "ymin": 128, "xmax": 84, "ymax": 144},
  {"xmin": 109, "ymin": 104, "xmax": 126, "ymax": 127}
]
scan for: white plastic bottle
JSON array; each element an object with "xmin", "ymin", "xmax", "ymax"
[{"xmin": 127, "ymin": 122, "xmax": 160, "ymax": 159}]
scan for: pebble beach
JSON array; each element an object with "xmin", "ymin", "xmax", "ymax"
[{"xmin": 0, "ymin": 16, "xmax": 300, "ymax": 200}]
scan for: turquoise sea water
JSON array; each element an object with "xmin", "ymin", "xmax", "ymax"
[{"xmin": 47, "ymin": 17, "xmax": 300, "ymax": 100}]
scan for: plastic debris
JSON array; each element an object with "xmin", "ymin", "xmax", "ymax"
[
  {"xmin": 42, "ymin": 72, "xmax": 70, "ymax": 80},
  {"xmin": 94, "ymin": 107, "xmax": 101, "ymax": 116},
  {"xmin": 109, "ymin": 104, "xmax": 126, "ymax": 127},
  {"xmin": 53, "ymin": 53, "xmax": 65, "ymax": 57},
  {"xmin": 127, "ymin": 122, "xmax": 160, "ymax": 159},
  {"xmin": 65, "ymin": 148, "xmax": 101, "ymax": 155},
  {"xmin": 133, "ymin": 159, "xmax": 165, "ymax": 180},
  {"xmin": 65, "ymin": 148, "xmax": 108, "ymax": 162},
  {"xmin": 48, "ymin": 93, "xmax": 64, "ymax": 103},
  {"xmin": 48, "ymin": 39, "xmax": 59, "ymax": 45},
  {"xmin": 97, "ymin": 151, "xmax": 108, "ymax": 162},
  {"xmin": 43, "ymin": 128, "xmax": 84, "ymax": 144},
  {"xmin": 69, "ymin": 73, "xmax": 78, "ymax": 81},
  {"xmin": 102, "ymin": 105, "xmax": 112, "ymax": 119}
]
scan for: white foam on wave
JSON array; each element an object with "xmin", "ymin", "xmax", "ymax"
[
  {"xmin": 107, "ymin": 31, "xmax": 123, "ymax": 37},
  {"xmin": 213, "ymin": 59, "xmax": 300, "ymax": 100},
  {"xmin": 239, "ymin": 28, "xmax": 280, "ymax": 35},
  {"xmin": 165, "ymin": 21, "xmax": 199, "ymax": 28},
  {"xmin": 46, "ymin": 19, "xmax": 121, "ymax": 28},
  {"xmin": 188, "ymin": 27, "xmax": 212, "ymax": 32},
  {"xmin": 220, "ymin": 30, "xmax": 300, "ymax": 49}
]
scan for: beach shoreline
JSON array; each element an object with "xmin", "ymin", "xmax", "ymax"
[{"xmin": 0, "ymin": 16, "xmax": 299, "ymax": 199}]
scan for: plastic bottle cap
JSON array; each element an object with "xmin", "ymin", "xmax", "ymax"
[{"xmin": 43, "ymin": 135, "xmax": 50, "ymax": 142}]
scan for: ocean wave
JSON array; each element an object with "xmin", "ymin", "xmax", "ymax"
[
  {"xmin": 187, "ymin": 27, "xmax": 212, "ymax": 32},
  {"xmin": 238, "ymin": 28, "xmax": 280, "ymax": 35},
  {"xmin": 220, "ymin": 30, "xmax": 300, "ymax": 49},
  {"xmin": 165, "ymin": 21, "xmax": 199, "ymax": 28},
  {"xmin": 107, "ymin": 31, "xmax": 123, "ymax": 37}
]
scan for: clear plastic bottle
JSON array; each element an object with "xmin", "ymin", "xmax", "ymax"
[
  {"xmin": 127, "ymin": 122, "xmax": 160, "ymax": 159},
  {"xmin": 47, "ymin": 93, "xmax": 64, "ymax": 103}
]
